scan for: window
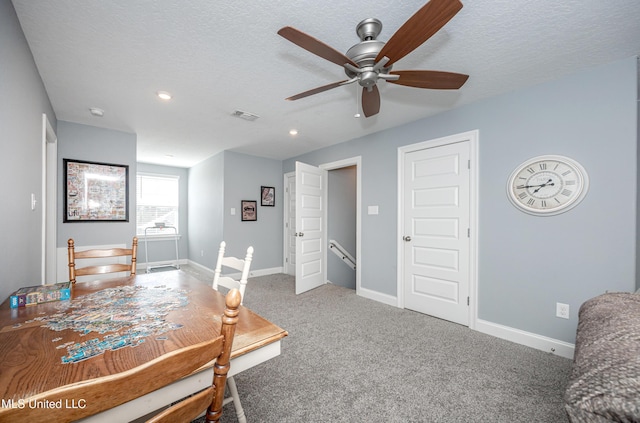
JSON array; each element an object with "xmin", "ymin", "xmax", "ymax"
[{"xmin": 136, "ymin": 173, "xmax": 179, "ymax": 235}]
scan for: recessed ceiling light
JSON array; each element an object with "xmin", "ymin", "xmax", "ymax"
[
  {"xmin": 157, "ymin": 91, "xmax": 172, "ymax": 100},
  {"xmin": 289, "ymin": 129, "xmax": 298, "ymax": 136},
  {"xmin": 89, "ymin": 107, "xmax": 104, "ymax": 117}
]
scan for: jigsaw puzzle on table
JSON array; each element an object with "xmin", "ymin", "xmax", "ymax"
[{"xmin": 26, "ymin": 285, "xmax": 189, "ymax": 364}]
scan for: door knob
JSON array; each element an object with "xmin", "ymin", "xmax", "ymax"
[
  {"xmin": 403, "ymin": 235, "xmax": 412, "ymax": 242},
  {"xmin": 298, "ymin": 232, "xmax": 304, "ymax": 237}
]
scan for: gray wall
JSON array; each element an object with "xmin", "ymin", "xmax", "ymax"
[
  {"xmin": 188, "ymin": 151, "xmax": 283, "ymax": 272},
  {"xmin": 223, "ymin": 151, "xmax": 283, "ymax": 270},
  {"xmin": 284, "ymin": 57, "xmax": 638, "ymax": 344},
  {"xmin": 57, "ymin": 121, "xmax": 137, "ymax": 246},
  {"xmin": 188, "ymin": 151, "xmax": 224, "ymax": 269},
  {"xmin": 0, "ymin": 0, "xmax": 56, "ymax": 302},
  {"xmin": 637, "ymin": 90, "xmax": 640, "ymax": 293},
  {"xmin": 327, "ymin": 166, "xmax": 356, "ymax": 289},
  {"xmin": 137, "ymin": 163, "xmax": 189, "ymax": 265}
]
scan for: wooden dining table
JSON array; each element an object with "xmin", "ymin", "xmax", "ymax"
[{"xmin": 0, "ymin": 270, "xmax": 287, "ymax": 422}]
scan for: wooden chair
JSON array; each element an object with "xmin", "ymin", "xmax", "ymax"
[
  {"xmin": 146, "ymin": 289, "xmax": 241, "ymax": 423},
  {"xmin": 68, "ymin": 237, "xmax": 138, "ymax": 284},
  {"xmin": 212, "ymin": 241, "xmax": 254, "ymax": 423}
]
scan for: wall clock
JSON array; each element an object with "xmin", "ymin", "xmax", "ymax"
[{"xmin": 507, "ymin": 155, "xmax": 589, "ymax": 216}]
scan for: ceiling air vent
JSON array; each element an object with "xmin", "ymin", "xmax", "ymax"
[{"xmin": 232, "ymin": 110, "xmax": 260, "ymax": 122}]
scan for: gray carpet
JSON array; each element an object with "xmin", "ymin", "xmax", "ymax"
[{"xmin": 184, "ymin": 267, "xmax": 572, "ymax": 423}]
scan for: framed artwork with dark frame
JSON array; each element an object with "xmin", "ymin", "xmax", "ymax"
[
  {"xmin": 63, "ymin": 158, "xmax": 129, "ymax": 222},
  {"xmin": 241, "ymin": 200, "xmax": 257, "ymax": 221},
  {"xmin": 261, "ymin": 186, "xmax": 275, "ymax": 207}
]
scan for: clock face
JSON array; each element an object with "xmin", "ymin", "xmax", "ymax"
[{"xmin": 507, "ymin": 155, "xmax": 589, "ymax": 216}]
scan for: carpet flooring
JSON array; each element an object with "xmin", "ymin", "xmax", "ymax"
[{"xmin": 184, "ymin": 267, "xmax": 572, "ymax": 423}]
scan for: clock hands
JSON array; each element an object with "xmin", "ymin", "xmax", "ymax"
[{"xmin": 521, "ymin": 179, "xmax": 554, "ymax": 193}]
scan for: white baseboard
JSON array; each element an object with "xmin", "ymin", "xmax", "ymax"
[
  {"xmin": 138, "ymin": 259, "xmax": 188, "ymax": 271},
  {"xmin": 354, "ymin": 285, "xmax": 575, "ymax": 359},
  {"xmin": 474, "ymin": 318, "xmax": 575, "ymax": 359},
  {"xmin": 186, "ymin": 259, "xmax": 215, "ymax": 276},
  {"xmin": 251, "ymin": 267, "xmax": 284, "ymax": 277},
  {"xmin": 358, "ymin": 286, "xmax": 398, "ymax": 307},
  {"xmin": 185, "ymin": 260, "xmax": 282, "ymax": 280}
]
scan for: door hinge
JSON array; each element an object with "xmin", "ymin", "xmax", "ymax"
[
  {"xmin": 468, "ymin": 159, "xmax": 470, "ymax": 170},
  {"xmin": 285, "ymin": 222, "xmax": 289, "ymax": 228},
  {"xmin": 467, "ymin": 228, "xmax": 470, "ymax": 238},
  {"xmin": 285, "ymin": 258, "xmax": 288, "ymax": 263},
  {"xmin": 467, "ymin": 296, "xmax": 470, "ymax": 306}
]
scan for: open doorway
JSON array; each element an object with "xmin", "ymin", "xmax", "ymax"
[
  {"xmin": 326, "ymin": 165, "xmax": 356, "ymax": 289},
  {"xmin": 283, "ymin": 157, "xmax": 361, "ymax": 294}
]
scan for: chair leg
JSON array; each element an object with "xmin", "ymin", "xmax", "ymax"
[{"xmin": 226, "ymin": 376, "xmax": 247, "ymax": 423}]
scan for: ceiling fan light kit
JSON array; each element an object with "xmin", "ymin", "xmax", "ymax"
[{"xmin": 278, "ymin": 0, "xmax": 469, "ymax": 118}]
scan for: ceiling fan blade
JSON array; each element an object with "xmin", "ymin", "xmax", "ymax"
[
  {"xmin": 362, "ymin": 85, "xmax": 380, "ymax": 117},
  {"xmin": 278, "ymin": 26, "xmax": 358, "ymax": 68},
  {"xmin": 286, "ymin": 80, "xmax": 350, "ymax": 101},
  {"xmin": 376, "ymin": 0, "xmax": 463, "ymax": 66},
  {"xmin": 387, "ymin": 70, "xmax": 469, "ymax": 89}
]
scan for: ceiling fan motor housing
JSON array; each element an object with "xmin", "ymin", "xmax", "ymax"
[{"xmin": 345, "ymin": 18, "xmax": 392, "ymax": 86}]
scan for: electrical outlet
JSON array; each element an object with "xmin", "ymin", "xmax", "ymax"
[{"xmin": 556, "ymin": 302, "xmax": 570, "ymax": 319}]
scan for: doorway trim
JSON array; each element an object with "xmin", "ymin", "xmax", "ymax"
[
  {"xmin": 283, "ymin": 171, "xmax": 295, "ymax": 275},
  {"xmin": 319, "ymin": 157, "xmax": 362, "ymax": 295},
  {"xmin": 42, "ymin": 113, "xmax": 57, "ymax": 284},
  {"xmin": 397, "ymin": 130, "xmax": 479, "ymax": 329}
]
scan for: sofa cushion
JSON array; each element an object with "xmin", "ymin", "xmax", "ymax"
[{"xmin": 564, "ymin": 292, "xmax": 640, "ymax": 422}]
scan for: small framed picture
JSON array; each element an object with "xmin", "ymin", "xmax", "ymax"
[
  {"xmin": 261, "ymin": 186, "xmax": 275, "ymax": 207},
  {"xmin": 241, "ymin": 200, "xmax": 257, "ymax": 221}
]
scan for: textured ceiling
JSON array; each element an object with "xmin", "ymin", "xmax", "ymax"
[{"xmin": 11, "ymin": 0, "xmax": 640, "ymax": 168}]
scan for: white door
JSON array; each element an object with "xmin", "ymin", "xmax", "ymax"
[
  {"xmin": 284, "ymin": 172, "xmax": 296, "ymax": 275},
  {"xmin": 403, "ymin": 141, "xmax": 470, "ymax": 325},
  {"xmin": 295, "ymin": 162, "xmax": 325, "ymax": 294}
]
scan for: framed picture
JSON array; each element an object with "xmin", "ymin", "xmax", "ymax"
[
  {"xmin": 64, "ymin": 159, "xmax": 129, "ymax": 222},
  {"xmin": 261, "ymin": 186, "xmax": 275, "ymax": 207},
  {"xmin": 241, "ymin": 200, "xmax": 257, "ymax": 221}
]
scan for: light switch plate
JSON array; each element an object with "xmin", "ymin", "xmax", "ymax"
[{"xmin": 368, "ymin": 206, "xmax": 379, "ymax": 215}]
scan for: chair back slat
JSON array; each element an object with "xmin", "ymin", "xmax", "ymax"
[
  {"xmin": 146, "ymin": 387, "xmax": 215, "ymax": 423},
  {"xmin": 68, "ymin": 237, "xmax": 138, "ymax": 284},
  {"xmin": 212, "ymin": 241, "xmax": 253, "ymax": 305}
]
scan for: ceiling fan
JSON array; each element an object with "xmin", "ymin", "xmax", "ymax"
[{"xmin": 278, "ymin": 0, "xmax": 469, "ymax": 118}]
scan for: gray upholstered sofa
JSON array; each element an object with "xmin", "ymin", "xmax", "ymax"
[{"xmin": 564, "ymin": 292, "xmax": 640, "ymax": 422}]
